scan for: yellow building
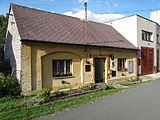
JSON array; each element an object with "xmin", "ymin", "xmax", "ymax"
[{"xmin": 5, "ymin": 4, "xmax": 138, "ymax": 95}]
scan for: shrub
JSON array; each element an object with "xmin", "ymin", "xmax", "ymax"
[
  {"xmin": 106, "ymin": 84, "xmax": 115, "ymax": 89},
  {"xmin": 36, "ymin": 88, "xmax": 50, "ymax": 101},
  {"xmin": 0, "ymin": 59, "xmax": 11, "ymax": 75},
  {"xmin": 0, "ymin": 73, "xmax": 21, "ymax": 97},
  {"xmin": 94, "ymin": 83, "xmax": 108, "ymax": 90},
  {"xmin": 81, "ymin": 83, "xmax": 96, "ymax": 90},
  {"xmin": 54, "ymin": 91, "xmax": 65, "ymax": 97},
  {"xmin": 94, "ymin": 83, "xmax": 115, "ymax": 90},
  {"xmin": 25, "ymin": 97, "xmax": 43, "ymax": 106},
  {"xmin": 25, "ymin": 89, "xmax": 50, "ymax": 106},
  {"xmin": 135, "ymin": 76, "xmax": 142, "ymax": 82}
]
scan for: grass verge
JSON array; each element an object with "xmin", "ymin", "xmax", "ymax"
[{"xmin": 0, "ymin": 88, "xmax": 125, "ymax": 120}]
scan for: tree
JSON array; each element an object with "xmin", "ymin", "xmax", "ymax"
[{"xmin": 0, "ymin": 15, "xmax": 8, "ymax": 59}]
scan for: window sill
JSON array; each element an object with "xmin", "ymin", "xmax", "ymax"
[{"xmin": 53, "ymin": 76, "xmax": 75, "ymax": 79}]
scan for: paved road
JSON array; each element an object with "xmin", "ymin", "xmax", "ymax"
[{"xmin": 40, "ymin": 80, "xmax": 160, "ymax": 120}]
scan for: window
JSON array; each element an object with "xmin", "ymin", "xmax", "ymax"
[
  {"xmin": 85, "ymin": 65, "xmax": 91, "ymax": 72},
  {"xmin": 142, "ymin": 30, "xmax": 152, "ymax": 41},
  {"xmin": 52, "ymin": 60, "xmax": 72, "ymax": 77},
  {"xmin": 128, "ymin": 61, "xmax": 134, "ymax": 73},
  {"xmin": 157, "ymin": 34, "xmax": 160, "ymax": 44},
  {"xmin": 118, "ymin": 58, "xmax": 126, "ymax": 71}
]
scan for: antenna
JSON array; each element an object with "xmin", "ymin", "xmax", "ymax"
[{"xmin": 84, "ymin": 2, "xmax": 87, "ymax": 21}]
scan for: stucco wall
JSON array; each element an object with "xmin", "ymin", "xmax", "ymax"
[
  {"xmin": 150, "ymin": 10, "xmax": 160, "ymax": 25},
  {"xmin": 137, "ymin": 16, "xmax": 157, "ymax": 69},
  {"xmin": 4, "ymin": 7, "xmax": 21, "ymax": 82},
  {"xmin": 21, "ymin": 42, "xmax": 137, "ymax": 93},
  {"xmin": 106, "ymin": 16, "xmax": 138, "ymax": 47}
]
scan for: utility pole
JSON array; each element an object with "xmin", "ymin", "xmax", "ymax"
[{"xmin": 84, "ymin": 1, "xmax": 88, "ymax": 58}]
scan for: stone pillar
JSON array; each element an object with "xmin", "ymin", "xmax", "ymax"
[
  {"xmin": 36, "ymin": 52, "xmax": 42, "ymax": 90},
  {"xmin": 21, "ymin": 43, "xmax": 32, "ymax": 94}
]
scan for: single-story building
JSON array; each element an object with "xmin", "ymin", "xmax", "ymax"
[{"xmin": 5, "ymin": 4, "xmax": 138, "ymax": 95}]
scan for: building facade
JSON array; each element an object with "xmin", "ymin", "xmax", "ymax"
[
  {"xmin": 106, "ymin": 14, "xmax": 160, "ymax": 75},
  {"xmin": 5, "ymin": 4, "xmax": 138, "ymax": 95}
]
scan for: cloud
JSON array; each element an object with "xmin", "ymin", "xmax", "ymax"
[
  {"xmin": 50, "ymin": 11, "xmax": 55, "ymax": 13},
  {"xmin": 63, "ymin": 10, "xmax": 124, "ymax": 23},
  {"xmin": 78, "ymin": 0, "xmax": 88, "ymax": 3},
  {"xmin": 49, "ymin": 0, "xmax": 55, "ymax": 2}
]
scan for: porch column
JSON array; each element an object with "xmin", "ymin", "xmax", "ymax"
[
  {"xmin": 105, "ymin": 57, "xmax": 109, "ymax": 83},
  {"xmin": 21, "ymin": 43, "xmax": 32, "ymax": 94}
]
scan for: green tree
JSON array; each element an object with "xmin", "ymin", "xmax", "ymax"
[{"xmin": 0, "ymin": 15, "xmax": 7, "ymax": 60}]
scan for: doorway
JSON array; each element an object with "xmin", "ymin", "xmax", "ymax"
[
  {"xmin": 94, "ymin": 58, "xmax": 105, "ymax": 83},
  {"xmin": 141, "ymin": 47, "xmax": 154, "ymax": 75}
]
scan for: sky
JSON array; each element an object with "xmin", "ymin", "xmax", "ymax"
[{"xmin": 1, "ymin": 0, "xmax": 160, "ymax": 23}]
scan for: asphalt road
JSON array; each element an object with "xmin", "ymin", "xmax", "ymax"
[{"xmin": 40, "ymin": 80, "xmax": 160, "ymax": 120}]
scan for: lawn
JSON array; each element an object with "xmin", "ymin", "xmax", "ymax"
[
  {"xmin": 0, "ymin": 88, "xmax": 125, "ymax": 120},
  {"xmin": 0, "ymin": 80, "xmax": 153, "ymax": 120}
]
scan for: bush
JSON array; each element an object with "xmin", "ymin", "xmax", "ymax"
[
  {"xmin": 135, "ymin": 76, "xmax": 142, "ymax": 82},
  {"xmin": 95, "ymin": 83, "xmax": 115, "ymax": 90},
  {"xmin": 54, "ymin": 91, "xmax": 65, "ymax": 97},
  {"xmin": 0, "ymin": 59, "xmax": 11, "ymax": 75},
  {"xmin": 25, "ymin": 97, "xmax": 43, "ymax": 106},
  {"xmin": 94, "ymin": 83, "xmax": 108, "ymax": 90},
  {"xmin": 36, "ymin": 88, "xmax": 50, "ymax": 101},
  {"xmin": 0, "ymin": 73, "xmax": 21, "ymax": 97},
  {"xmin": 81, "ymin": 83, "xmax": 96, "ymax": 90}
]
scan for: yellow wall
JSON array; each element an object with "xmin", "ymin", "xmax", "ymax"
[{"xmin": 21, "ymin": 42, "xmax": 137, "ymax": 93}]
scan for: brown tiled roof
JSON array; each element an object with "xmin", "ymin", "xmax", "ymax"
[{"xmin": 11, "ymin": 4, "xmax": 137, "ymax": 50}]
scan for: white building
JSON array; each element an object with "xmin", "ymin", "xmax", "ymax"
[{"xmin": 106, "ymin": 12, "xmax": 160, "ymax": 75}]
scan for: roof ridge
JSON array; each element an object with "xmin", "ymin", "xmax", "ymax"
[{"xmin": 11, "ymin": 3, "xmax": 83, "ymax": 21}]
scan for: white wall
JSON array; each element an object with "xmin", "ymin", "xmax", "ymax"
[
  {"xmin": 106, "ymin": 15, "xmax": 138, "ymax": 47},
  {"xmin": 150, "ymin": 10, "xmax": 160, "ymax": 25},
  {"xmin": 4, "ymin": 7, "xmax": 22, "ymax": 82}
]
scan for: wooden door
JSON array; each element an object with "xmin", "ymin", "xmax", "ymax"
[
  {"xmin": 141, "ymin": 47, "xmax": 154, "ymax": 75},
  {"xmin": 94, "ymin": 58, "xmax": 105, "ymax": 83}
]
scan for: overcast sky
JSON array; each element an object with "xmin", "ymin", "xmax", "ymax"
[{"xmin": 1, "ymin": 0, "xmax": 160, "ymax": 23}]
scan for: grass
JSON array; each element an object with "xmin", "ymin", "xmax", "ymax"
[
  {"xmin": 0, "ymin": 80, "xmax": 154, "ymax": 120},
  {"xmin": 117, "ymin": 82, "xmax": 133, "ymax": 86},
  {"xmin": 0, "ymin": 88, "xmax": 125, "ymax": 120},
  {"xmin": 116, "ymin": 80, "xmax": 153, "ymax": 87}
]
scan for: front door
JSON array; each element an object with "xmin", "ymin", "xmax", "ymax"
[
  {"xmin": 141, "ymin": 47, "xmax": 154, "ymax": 75},
  {"xmin": 94, "ymin": 58, "xmax": 105, "ymax": 83}
]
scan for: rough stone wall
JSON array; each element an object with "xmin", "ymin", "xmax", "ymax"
[{"xmin": 4, "ymin": 7, "xmax": 21, "ymax": 82}]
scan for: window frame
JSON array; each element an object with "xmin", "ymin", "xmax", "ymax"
[
  {"xmin": 118, "ymin": 58, "xmax": 127, "ymax": 71},
  {"xmin": 142, "ymin": 30, "xmax": 153, "ymax": 42},
  {"xmin": 52, "ymin": 59, "xmax": 72, "ymax": 77}
]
